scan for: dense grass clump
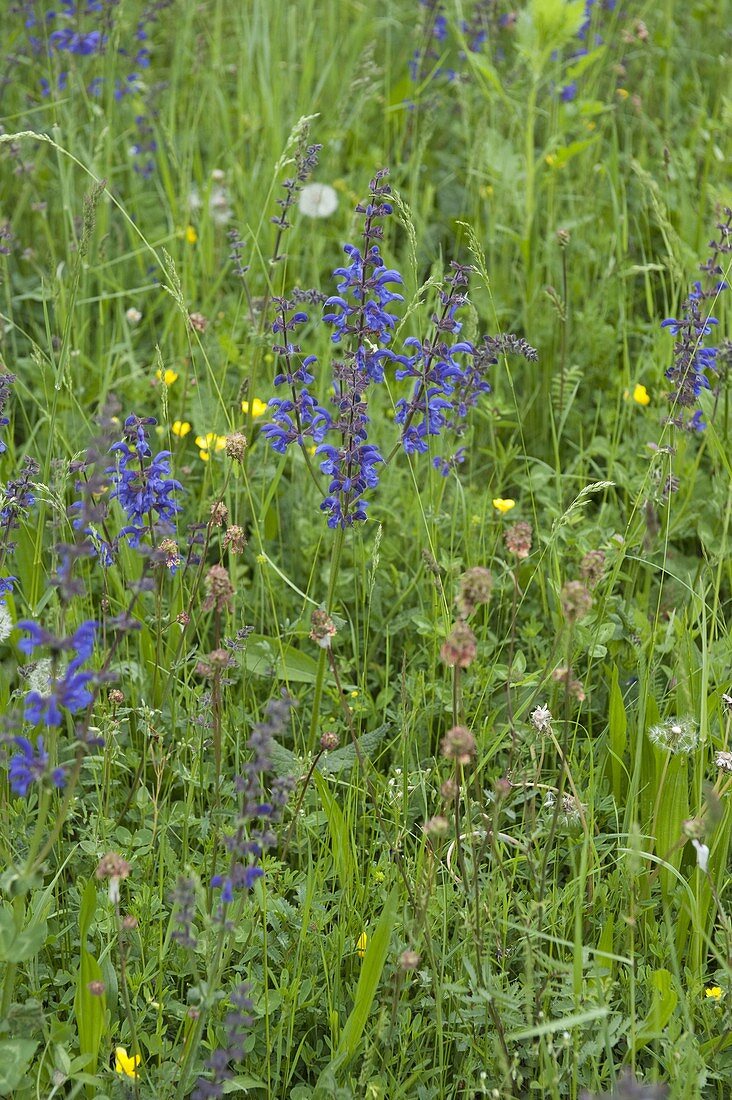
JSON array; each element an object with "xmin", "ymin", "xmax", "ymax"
[{"xmin": 0, "ymin": 1, "xmax": 730, "ymax": 1097}]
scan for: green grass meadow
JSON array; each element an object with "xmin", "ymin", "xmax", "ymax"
[{"xmin": 0, "ymin": 0, "xmax": 731, "ymax": 1096}]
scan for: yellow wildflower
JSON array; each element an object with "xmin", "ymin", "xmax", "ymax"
[
  {"xmin": 172, "ymin": 421, "xmax": 191, "ymax": 437},
  {"xmin": 114, "ymin": 1047, "xmax": 141, "ymax": 1078},
  {"xmin": 616, "ymin": 88, "xmax": 629, "ymax": 100},
  {"xmin": 632, "ymin": 383, "xmax": 650, "ymax": 406},
  {"xmin": 185, "ymin": 225, "xmax": 198, "ymax": 244},
  {"xmin": 241, "ymin": 398, "xmax": 268, "ymax": 418},
  {"xmin": 357, "ymin": 931, "xmax": 368, "ymax": 958},
  {"xmin": 492, "ymin": 498, "xmax": 516, "ymax": 514},
  {"xmin": 705, "ymin": 985, "xmax": 724, "ymax": 1000},
  {"xmin": 195, "ymin": 433, "xmax": 227, "ymax": 462},
  {"xmin": 156, "ymin": 368, "xmax": 178, "ymax": 386}
]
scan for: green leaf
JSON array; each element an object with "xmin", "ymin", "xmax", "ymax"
[
  {"xmin": 74, "ymin": 879, "xmax": 106, "ymax": 1077},
  {"xmin": 319, "ymin": 726, "xmax": 390, "ymax": 775},
  {"xmin": 0, "ymin": 1039, "xmax": 38, "ymax": 1095},
  {"xmin": 244, "ymin": 636, "xmax": 332, "ymax": 684},
  {"xmin": 321, "ymin": 885, "xmax": 399, "ymax": 1077},
  {"xmin": 313, "ymin": 772, "xmax": 357, "ymax": 897},
  {"xmin": 634, "ymin": 969, "xmax": 677, "ymax": 1049},
  {"xmin": 607, "ymin": 665, "xmax": 627, "ymax": 800}
]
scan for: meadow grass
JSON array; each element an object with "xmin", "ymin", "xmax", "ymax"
[{"xmin": 0, "ymin": 0, "xmax": 730, "ymax": 1097}]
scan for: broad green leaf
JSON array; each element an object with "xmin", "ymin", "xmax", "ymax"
[
  {"xmin": 325, "ymin": 885, "xmax": 399, "ymax": 1073},
  {"xmin": 313, "ymin": 772, "xmax": 357, "ymax": 897},
  {"xmin": 634, "ymin": 969, "xmax": 677, "ymax": 1049},
  {"xmin": 0, "ymin": 1039, "xmax": 38, "ymax": 1095},
  {"xmin": 607, "ymin": 665, "xmax": 627, "ymax": 800},
  {"xmin": 74, "ymin": 879, "xmax": 106, "ymax": 1078}
]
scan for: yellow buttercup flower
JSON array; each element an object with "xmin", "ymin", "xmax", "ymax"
[
  {"xmin": 172, "ymin": 421, "xmax": 191, "ymax": 437},
  {"xmin": 185, "ymin": 225, "xmax": 198, "ymax": 244},
  {"xmin": 357, "ymin": 931, "xmax": 368, "ymax": 958},
  {"xmin": 492, "ymin": 498, "xmax": 516, "ymax": 514},
  {"xmin": 705, "ymin": 985, "xmax": 724, "ymax": 1000},
  {"xmin": 114, "ymin": 1047, "xmax": 141, "ymax": 1078},
  {"xmin": 195, "ymin": 433, "xmax": 227, "ymax": 462},
  {"xmin": 241, "ymin": 398, "xmax": 268, "ymax": 418},
  {"xmin": 156, "ymin": 368, "xmax": 178, "ymax": 386},
  {"xmin": 632, "ymin": 383, "xmax": 651, "ymax": 406}
]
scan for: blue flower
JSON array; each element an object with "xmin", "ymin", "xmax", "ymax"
[
  {"xmin": 108, "ymin": 415, "xmax": 182, "ymax": 547},
  {"xmin": 7, "ymin": 736, "xmax": 65, "ymax": 797},
  {"xmin": 17, "ymin": 619, "xmax": 98, "ymax": 728}
]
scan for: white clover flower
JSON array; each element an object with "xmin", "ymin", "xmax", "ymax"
[
  {"xmin": 714, "ymin": 750, "xmax": 732, "ymax": 773},
  {"xmin": 530, "ymin": 704, "xmax": 552, "ymax": 733},
  {"xmin": 125, "ymin": 307, "xmax": 142, "ymax": 327},
  {"xmin": 648, "ymin": 716, "xmax": 699, "ymax": 755},
  {"xmin": 299, "ymin": 182, "xmax": 338, "ymax": 219},
  {"xmin": 0, "ymin": 603, "xmax": 12, "ymax": 643}
]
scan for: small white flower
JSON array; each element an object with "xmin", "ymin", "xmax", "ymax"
[
  {"xmin": 125, "ymin": 307, "xmax": 142, "ymax": 327},
  {"xmin": 299, "ymin": 182, "xmax": 338, "ymax": 219},
  {"xmin": 692, "ymin": 839, "xmax": 709, "ymax": 873}
]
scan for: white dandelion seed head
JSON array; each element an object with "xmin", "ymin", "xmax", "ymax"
[
  {"xmin": 298, "ymin": 182, "xmax": 338, "ymax": 219},
  {"xmin": 0, "ymin": 603, "xmax": 12, "ymax": 643},
  {"xmin": 26, "ymin": 658, "xmax": 55, "ymax": 698},
  {"xmin": 648, "ymin": 715, "xmax": 699, "ymax": 755}
]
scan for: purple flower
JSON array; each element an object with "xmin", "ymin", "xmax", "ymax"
[
  {"xmin": 108, "ymin": 414, "xmax": 182, "ymax": 547},
  {"xmin": 7, "ymin": 736, "xmax": 65, "ymax": 797},
  {"xmin": 663, "ymin": 207, "xmax": 731, "ymax": 430}
]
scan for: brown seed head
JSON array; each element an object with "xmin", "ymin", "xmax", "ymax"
[
  {"xmin": 504, "ymin": 520, "xmax": 533, "ymax": 560},
  {"xmin": 222, "ymin": 524, "xmax": 247, "ymax": 553},
  {"xmin": 440, "ymin": 725, "xmax": 476, "ymax": 765},
  {"xmin": 440, "ymin": 621, "xmax": 477, "ymax": 668},
  {"xmin": 456, "ymin": 566, "xmax": 493, "ymax": 617},
  {"xmin": 203, "ymin": 564, "xmax": 235, "ymax": 613},
  {"xmin": 560, "ymin": 580, "xmax": 593, "ymax": 623},
  {"xmin": 225, "ymin": 433, "xmax": 248, "ymax": 463},
  {"xmin": 210, "ymin": 500, "xmax": 229, "ymax": 527}
]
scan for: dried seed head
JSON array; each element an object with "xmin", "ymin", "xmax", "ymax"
[
  {"xmin": 310, "ymin": 609, "xmax": 337, "ymax": 649},
  {"xmin": 210, "ymin": 500, "xmax": 229, "ymax": 527},
  {"xmin": 108, "ymin": 689, "xmax": 124, "ymax": 706},
  {"xmin": 551, "ymin": 667, "xmax": 586, "ymax": 701},
  {"xmin": 579, "ymin": 550, "xmax": 606, "ymax": 589},
  {"xmin": 440, "ymin": 725, "xmax": 476, "ymax": 765},
  {"xmin": 399, "ymin": 949, "xmax": 421, "ymax": 970},
  {"xmin": 456, "ymin": 566, "xmax": 493, "ymax": 617},
  {"xmin": 156, "ymin": 537, "xmax": 181, "ymax": 572},
  {"xmin": 320, "ymin": 730, "xmax": 340, "ymax": 752},
  {"xmin": 504, "ymin": 520, "xmax": 533, "ymax": 559},
  {"xmin": 203, "ymin": 564, "xmax": 235, "ymax": 613},
  {"xmin": 188, "ymin": 311, "xmax": 208, "ymax": 332},
  {"xmin": 440, "ymin": 621, "xmax": 477, "ymax": 668},
  {"xmin": 440, "ymin": 777, "xmax": 459, "ymax": 800},
  {"xmin": 423, "ymin": 815, "xmax": 450, "ymax": 837},
  {"xmin": 195, "ymin": 647, "xmax": 234, "ymax": 679},
  {"xmin": 225, "ymin": 433, "xmax": 248, "ymax": 462},
  {"xmin": 222, "ymin": 524, "xmax": 247, "ymax": 553},
  {"xmin": 96, "ymin": 853, "xmax": 131, "ymax": 881},
  {"xmin": 560, "ymin": 580, "xmax": 593, "ymax": 623}
]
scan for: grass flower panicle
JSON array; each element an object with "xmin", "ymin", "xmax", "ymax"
[{"xmin": 0, "ymin": 372, "xmax": 16, "ymax": 453}]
